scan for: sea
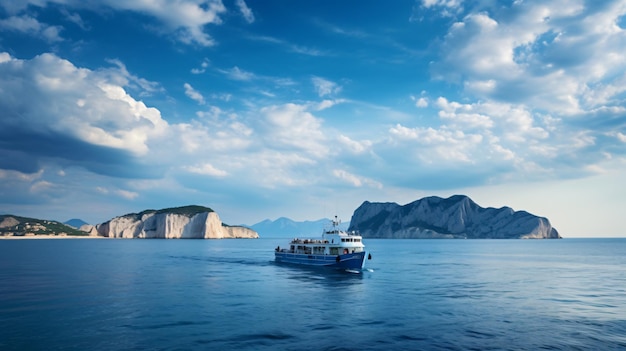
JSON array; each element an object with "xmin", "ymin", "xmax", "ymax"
[{"xmin": 1, "ymin": 238, "xmax": 625, "ymax": 351}]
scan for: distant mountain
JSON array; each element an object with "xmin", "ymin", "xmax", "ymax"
[
  {"xmin": 250, "ymin": 217, "xmax": 349, "ymax": 238},
  {"xmin": 348, "ymin": 195, "xmax": 561, "ymax": 239},
  {"xmin": 64, "ymin": 218, "xmax": 88, "ymax": 228},
  {"xmin": 0, "ymin": 215, "xmax": 88, "ymax": 237}
]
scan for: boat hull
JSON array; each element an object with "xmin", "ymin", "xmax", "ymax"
[{"xmin": 275, "ymin": 251, "xmax": 367, "ymax": 269}]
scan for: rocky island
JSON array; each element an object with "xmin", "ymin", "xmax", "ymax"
[
  {"xmin": 348, "ymin": 195, "xmax": 561, "ymax": 239},
  {"xmin": 92, "ymin": 205, "xmax": 258, "ymax": 239}
]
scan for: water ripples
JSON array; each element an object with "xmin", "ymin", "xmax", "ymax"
[{"xmin": 1, "ymin": 238, "xmax": 625, "ymax": 350}]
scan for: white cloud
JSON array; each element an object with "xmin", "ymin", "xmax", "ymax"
[
  {"xmin": 435, "ymin": 97, "xmax": 495, "ymax": 129},
  {"xmin": 421, "ymin": 0, "xmax": 463, "ymax": 9},
  {"xmin": 412, "ymin": 0, "xmax": 464, "ymax": 20},
  {"xmin": 60, "ymin": 8, "xmax": 88, "ymax": 30},
  {"xmin": 104, "ymin": 59, "xmax": 163, "ymax": 95},
  {"xmin": 433, "ymin": 1, "xmax": 626, "ymax": 118},
  {"xmin": 0, "ymin": 15, "xmax": 63, "ymax": 42},
  {"xmin": 0, "ymin": 52, "xmax": 168, "ymax": 158},
  {"xmin": 464, "ymin": 79, "xmax": 496, "ymax": 94},
  {"xmin": 219, "ymin": 66, "xmax": 256, "ymax": 81},
  {"xmin": 0, "ymin": 168, "xmax": 43, "ymax": 182},
  {"xmin": 116, "ymin": 189, "xmax": 139, "ymax": 200},
  {"xmin": 260, "ymin": 103, "xmax": 328, "ymax": 158},
  {"xmin": 184, "ymin": 83, "xmax": 205, "ymax": 105},
  {"xmin": 314, "ymin": 99, "xmax": 346, "ymax": 111},
  {"xmin": 250, "ymin": 35, "xmax": 328, "ymax": 57},
  {"xmin": 176, "ymin": 119, "xmax": 252, "ymax": 154},
  {"xmin": 30, "ymin": 180, "xmax": 54, "ymax": 193},
  {"xmin": 333, "ymin": 169, "xmax": 382, "ymax": 189},
  {"xmin": 1, "ymin": 0, "xmax": 227, "ymax": 46},
  {"xmin": 312, "ymin": 76, "xmax": 342, "ymax": 97},
  {"xmin": 338, "ymin": 135, "xmax": 372, "ymax": 154},
  {"xmin": 191, "ymin": 58, "xmax": 210, "ymax": 74},
  {"xmin": 103, "ymin": 0, "xmax": 226, "ymax": 46},
  {"xmin": 236, "ymin": 0, "xmax": 254, "ymax": 23},
  {"xmin": 417, "ymin": 97, "xmax": 428, "ymax": 108},
  {"xmin": 411, "ymin": 95, "xmax": 429, "ymax": 108},
  {"xmin": 184, "ymin": 163, "xmax": 228, "ymax": 177},
  {"xmin": 0, "ymin": 52, "xmax": 11, "ymax": 63},
  {"xmin": 389, "ymin": 124, "xmax": 483, "ymax": 163}
]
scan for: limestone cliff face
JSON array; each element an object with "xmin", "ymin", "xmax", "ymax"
[
  {"xmin": 95, "ymin": 207, "xmax": 258, "ymax": 239},
  {"xmin": 79, "ymin": 224, "xmax": 99, "ymax": 236},
  {"xmin": 348, "ymin": 195, "xmax": 561, "ymax": 239}
]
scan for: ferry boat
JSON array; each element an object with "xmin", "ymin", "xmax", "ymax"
[{"xmin": 274, "ymin": 216, "xmax": 371, "ymax": 269}]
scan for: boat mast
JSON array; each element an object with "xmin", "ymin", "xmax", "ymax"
[
  {"xmin": 333, "ymin": 215, "xmax": 340, "ymax": 233},
  {"xmin": 323, "ymin": 215, "xmax": 341, "ymax": 240}
]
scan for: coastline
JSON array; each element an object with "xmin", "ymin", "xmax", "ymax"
[{"xmin": 0, "ymin": 235, "xmax": 109, "ymax": 240}]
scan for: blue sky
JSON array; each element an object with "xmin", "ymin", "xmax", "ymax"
[{"xmin": 1, "ymin": 0, "xmax": 625, "ymax": 237}]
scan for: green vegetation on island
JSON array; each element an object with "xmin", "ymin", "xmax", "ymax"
[
  {"xmin": 123, "ymin": 205, "xmax": 215, "ymax": 220},
  {"xmin": 0, "ymin": 215, "xmax": 88, "ymax": 237}
]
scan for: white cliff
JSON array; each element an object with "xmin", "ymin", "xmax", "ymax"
[
  {"xmin": 348, "ymin": 195, "xmax": 561, "ymax": 239},
  {"xmin": 95, "ymin": 206, "xmax": 258, "ymax": 239},
  {"xmin": 79, "ymin": 224, "xmax": 99, "ymax": 236}
]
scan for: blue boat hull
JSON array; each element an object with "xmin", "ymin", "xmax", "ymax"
[{"xmin": 275, "ymin": 251, "xmax": 367, "ymax": 269}]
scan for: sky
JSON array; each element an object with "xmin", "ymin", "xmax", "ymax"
[{"xmin": 0, "ymin": 0, "xmax": 625, "ymax": 237}]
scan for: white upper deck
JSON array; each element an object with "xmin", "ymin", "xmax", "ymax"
[{"xmin": 289, "ymin": 216, "xmax": 364, "ymax": 249}]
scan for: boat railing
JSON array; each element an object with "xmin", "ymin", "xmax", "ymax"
[
  {"xmin": 323, "ymin": 229, "xmax": 361, "ymax": 236},
  {"xmin": 289, "ymin": 238, "xmax": 329, "ymax": 244}
]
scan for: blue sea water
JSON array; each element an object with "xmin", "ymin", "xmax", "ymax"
[{"xmin": 1, "ymin": 238, "xmax": 625, "ymax": 351}]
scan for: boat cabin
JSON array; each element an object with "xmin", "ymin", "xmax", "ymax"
[{"xmin": 280, "ymin": 230, "xmax": 365, "ymax": 256}]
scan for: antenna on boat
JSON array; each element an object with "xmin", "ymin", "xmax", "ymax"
[{"xmin": 332, "ymin": 215, "xmax": 341, "ymax": 233}]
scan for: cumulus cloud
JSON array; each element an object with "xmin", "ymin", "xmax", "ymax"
[
  {"xmin": 411, "ymin": 0, "xmax": 464, "ymax": 20},
  {"xmin": 411, "ymin": 94, "xmax": 429, "ymax": 108},
  {"xmin": 0, "ymin": 0, "xmax": 227, "ymax": 46},
  {"xmin": 399, "ymin": 0, "xmax": 626, "ymax": 187},
  {"xmin": 259, "ymin": 103, "xmax": 328, "ymax": 158},
  {"xmin": 389, "ymin": 124, "xmax": 484, "ymax": 163},
  {"xmin": 381, "ymin": 88, "xmax": 624, "ymax": 186},
  {"xmin": 0, "ymin": 52, "xmax": 168, "ymax": 176},
  {"xmin": 99, "ymin": 0, "xmax": 227, "ymax": 46},
  {"xmin": 432, "ymin": 1, "xmax": 626, "ymax": 117},
  {"xmin": 176, "ymin": 119, "xmax": 252, "ymax": 153}
]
